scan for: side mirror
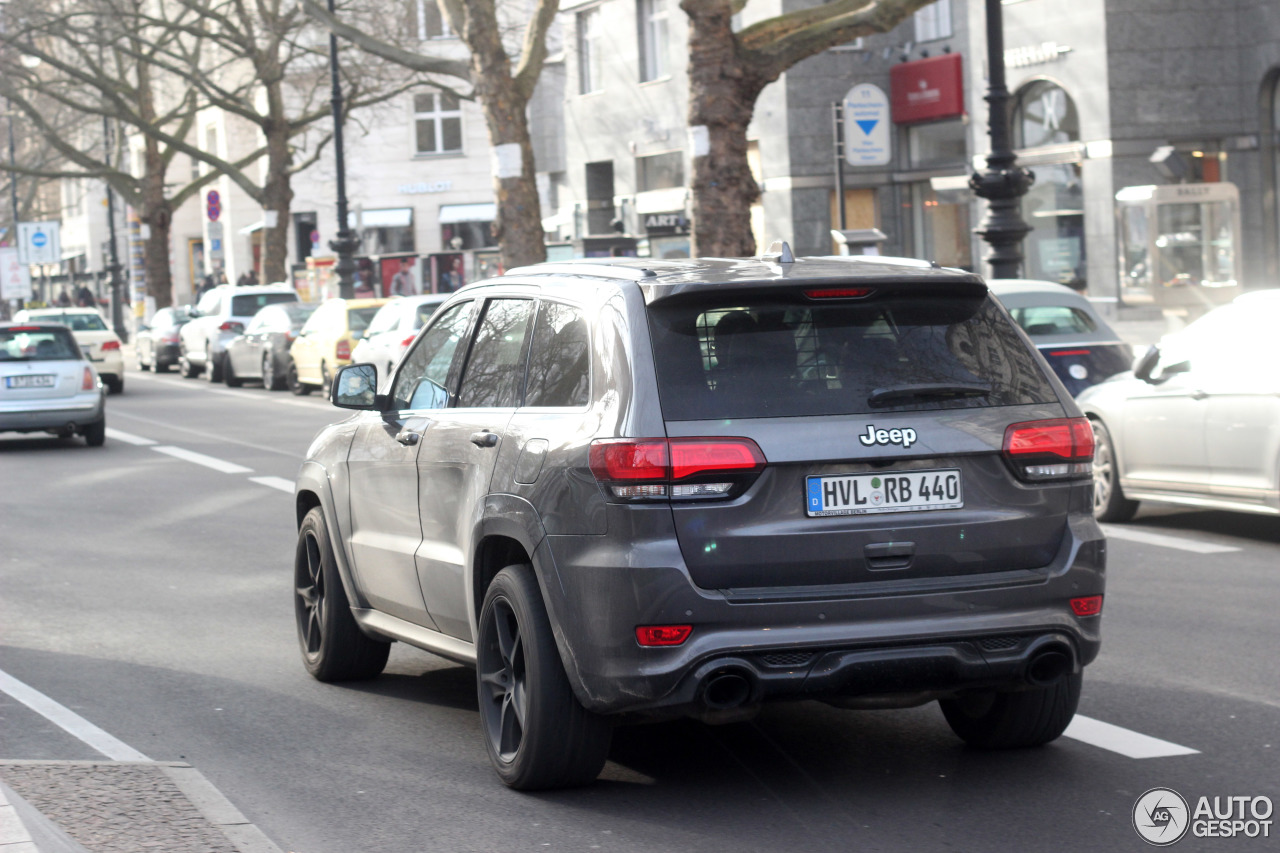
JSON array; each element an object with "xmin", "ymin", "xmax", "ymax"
[
  {"xmin": 333, "ymin": 363, "xmax": 382, "ymax": 410},
  {"xmin": 1133, "ymin": 345, "xmax": 1160, "ymax": 383}
]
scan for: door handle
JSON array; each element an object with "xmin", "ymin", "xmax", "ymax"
[
  {"xmin": 470, "ymin": 430, "xmax": 499, "ymax": 448},
  {"xmin": 396, "ymin": 430, "xmax": 420, "ymax": 446}
]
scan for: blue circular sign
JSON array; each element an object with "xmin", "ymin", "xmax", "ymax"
[{"xmin": 32, "ymin": 231, "xmax": 47, "ymax": 248}]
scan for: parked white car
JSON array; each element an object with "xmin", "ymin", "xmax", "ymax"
[
  {"xmin": 0, "ymin": 321, "xmax": 106, "ymax": 445},
  {"xmin": 178, "ymin": 283, "xmax": 299, "ymax": 382},
  {"xmin": 14, "ymin": 307, "xmax": 125, "ymax": 394},
  {"xmin": 350, "ymin": 294, "xmax": 448, "ymax": 382}
]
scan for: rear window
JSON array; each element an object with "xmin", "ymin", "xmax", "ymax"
[
  {"xmin": 28, "ymin": 312, "xmax": 107, "ymax": 332},
  {"xmin": 0, "ymin": 328, "xmax": 81, "ymax": 361},
  {"xmin": 1008, "ymin": 305, "xmax": 1097, "ymax": 336},
  {"xmin": 231, "ymin": 293, "xmax": 296, "ymax": 316},
  {"xmin": 647, "ymin": 294, "xmax": 1057, "ymax": 420},
  {"xmin": 348, "ymin": 306, "xmax": 382, "ymax": 333}
]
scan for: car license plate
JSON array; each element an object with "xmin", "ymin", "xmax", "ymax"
[
  {"xmin": 5, "ymin": 374, "xmax": 56, "ymax": 389},
  {"xmin": 806, "ymin": 469, "xmax": 963, "ymax": 517}
]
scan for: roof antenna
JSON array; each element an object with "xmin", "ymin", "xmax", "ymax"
[{"xmin": 764, "ymin": 240, "xmax": 795, "ymax": 264}]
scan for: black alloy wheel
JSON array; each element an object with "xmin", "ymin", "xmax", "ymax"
[
  {"xmin": 477, "ymin": 565, "xmax": 611, "ymax": 790},
  {"xmin": 294, "ymin": 507, "xmax": 389, "ymax": 681}
]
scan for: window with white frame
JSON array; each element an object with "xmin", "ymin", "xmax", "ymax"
[
  {"xmin": 415, "ymin": 0, "xmax": 452, "ymax": 39},
  {"xmin": 414, "ymin": 92, "xmax": 463, "ymax": 155},
  {"xmin": 638, "ymin": 0, "xmax": 669, "ymax": 82},
  {"xmin": 913, "ymin": 0, "xmax": 952, "ymax": 42},
  {"xmin": 578, "ymin": 8, "xmax": 602, "ymax": 94}
]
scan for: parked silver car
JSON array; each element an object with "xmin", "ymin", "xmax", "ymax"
[{"xmin": 1079, "ymin": 289, "xmax": 1280, "ymax": 521}]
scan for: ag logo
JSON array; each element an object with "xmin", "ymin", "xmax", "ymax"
[{"xmin": 1133, "ymin": 788, "xmax": 1190, "ymax": 846}]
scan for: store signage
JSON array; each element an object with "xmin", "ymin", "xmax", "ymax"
[
  {"xmin": 398, "ymin": 180, "xmax": 454, "ymax": 194},
  {"xmin": 890, "ymin": 53, "xmax": 964, "ymax": 124},
  {"xmin": 1005, "ymin": 42, "xmax": 1072, "ymax": 69},
  {"xmin": 843, "ymin": 83, "xmax": 891, "ymax": 167},
  {"xmin": 0, "ymin": 247, "xmax": 33, "ymax": 299},
  {"xmin": 643, "ymin": 212, "xmax": 689, "ymax": 235}
]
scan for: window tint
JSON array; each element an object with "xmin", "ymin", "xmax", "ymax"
[
  {"xmin": 231, "ymin": 292, "xmax": 296, "ymax": 317},
  {"xmin": 456, "ymin": 299, "xmax": 535, "ymax": 408},
  {"xmin": 525, "ymin": 301, "xmax": 590, "ymax": 407},
  {"xmin": 392, "ymin": 301, "xmax": 473, "ymax": 409},
  {"xmin": 28, "ymin": 312, "xmax": 107, "ymax": 332},
  {"xmin": 365, "ymin": 302, "xmax": 402, "ymax": 336},
  {"xmin": 648, "ymin": 295, "xmax": 1056, "ymax": 420},
  {"xmin": 348, "ymin": 306, "xmax": 382, "ymax": 333},
  {"xmin": 0, "ymin": 328, "xmax": 80, "ymax": 361},
  {"xmin": 1009, "ymin": 305, "xmax": 1096, "ymax": 336}
]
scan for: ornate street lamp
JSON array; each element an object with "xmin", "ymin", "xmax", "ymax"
[
  {"xmin": 326, "ymin": 0, "xmax": 358, "ymax": 298},
  {"xmin": 970, "ymin": 0, "xmax": 1034, "ymax": 279}
]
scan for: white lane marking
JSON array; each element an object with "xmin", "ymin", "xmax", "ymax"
[
  {"xmin": 250, "ymin": 476, "xmax": 294, "ymax": 493},
  {"xmin": 104, "ymin": 428, "xmax": 157, "ymax": 446},
  {"xmin": 1101, "ymin": 524, "xmax": 1241, "ymax": 554},
  {"xmin": 1064, "ymin": 714, "xmax": 1199, "ymax": 759},
  {"xmin": 0, "ymin": 668, "xmax": 151, "ymax": 762},
  {"xmin": 151, "ymin": 445, "xmax": 253, "ymax": 474}
]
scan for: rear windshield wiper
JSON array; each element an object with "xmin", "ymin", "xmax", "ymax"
[{"xmin": 868, "ymin": 383, "xmax": 991, "ymax": 407}]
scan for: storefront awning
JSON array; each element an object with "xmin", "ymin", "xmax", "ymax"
[
  {"xmin": 238, "ymin": 221, "xmax": 264, "ymax": 235},
  {"xmin": 346, "ymin": 208, "xmax": 414, "ymax": 228},
  {"xmin": 439, "ymin": 202, "xmax": 496, "ymax": 224}
]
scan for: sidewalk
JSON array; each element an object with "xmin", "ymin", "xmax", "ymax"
[{"xmin": 0, "ymin": 761, "xmax": 283, "ymax": 853}]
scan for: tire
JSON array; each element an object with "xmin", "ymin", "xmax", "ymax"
[
  {"xmin": 138, "ymin": 350, "xmax": 151, "ymax": 371},
  {"xmin": 321, "ymin": 360, "xmax": 333, "ymax": 399},
  {"xmin": 294, "ymin": 507, "xmax": 390, "ymax": 681},
  {"xmin": 263, "ymin": 353, "xmax": 284, "ymax": 391},
  {"xmin": 1091, "ymin": 418, "xmax": 1139, "ymax": 523},
  {"xmin": 224, "ymin": 356, "xmax": 243, "ymax": 387},
  {"xmin": 289, "ymin": 360, "xmax": 311, "ymax": 396},
  {"xmin": 82, "ymin": 419, "xmax": 106, "ymax": 447},
  {"xmin": 206, "ymin": 347, "xmax": 224, "ymax": 383},
  {"xmin": 105, "ymin": 376, "xmax": 124, "ymax": 394},
  {"xmin": 940, "ymin": 672, "xmax": 1082, "ymax": 749},
  {"xmin": 179, "ymin": 350, "xmax": 200, "ymax": 379},
  {"xmin": 477, "ymin": 565, "xmax": 612, "ymax": 790}
]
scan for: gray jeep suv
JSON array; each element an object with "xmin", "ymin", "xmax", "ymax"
[{"xmin": 293, "ymin": 252, "xmax": 1105, "ymax": 790}]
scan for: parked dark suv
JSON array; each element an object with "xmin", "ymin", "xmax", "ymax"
[{"xmin": 293, "ymin": 251, "xmax": 1105, "ymax": 790}]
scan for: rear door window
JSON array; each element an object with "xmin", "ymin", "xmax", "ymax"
[
  {"xmin": 524, "ymin": 301, "xmax": 590, "ymax": 408},
  {"xmin": 456, "ymin": 299, "xmax": 535, "ymax": 408},
  {"xmin": 648, "ymin": 294, "xmax": 1057, "ymax": 420}
]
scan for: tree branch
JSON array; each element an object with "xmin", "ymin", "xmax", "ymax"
[{"xmin": 300, "ymin": 0, "xmax": 472, "ymax": 83}]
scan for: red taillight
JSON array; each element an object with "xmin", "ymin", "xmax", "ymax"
[
  {"xmin": 101, "ymin": 340, "xmax": 120, "ymax": 351},
  {"xmin": 1002, "ymin": 417, "xmax": 1094, "ymax": 481},
  {"xmin": 635, "ymin": 625, "xmax": 692, "ymax": 647},
  {"xmin": 589, "ymin": 437, "xmax": 766, "ymax": 500},
  {"xmin": 284, "ymin": 331, "xmax": 296, "ymax": 343},
  {"xmin": 1070, "ymin": 595, "xmax": 1103, "ymax": 617},
  {"xmin": 336, "ymin": 339, "xmax": 351, "ymax": 360},
  {"xmin": 82, "ymin": 367, "xmax": 96, "ymax": 391},
  {"xmin": 803, "ymin": 287, "xmax": 875, "ymax": 299},
  {"xmin": 218, "ymin": 321, "xmax": 238, "ymax": 332},
  {"xmin": 1048, "ymin": 349, "xmax": 1091, "ymax": 357},
  {"xmin": 162, "ymin": 333, "xmax": 180, "ymax": 344},
  {"xmin": 10, "ymin": 325, "xmax": 42, "ymax": 332},
  {"xmin": 400, "ymin": 334, "xmax": 417, "ymax": 348}
]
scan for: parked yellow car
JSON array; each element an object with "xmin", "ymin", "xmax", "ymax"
[{"xmin": 288, "ymin": 298, "xmax": 388, "ymax": 395}]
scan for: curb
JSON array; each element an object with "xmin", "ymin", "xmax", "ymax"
[{"xmin": 0, "ymin": 761, "xmax": 284, "ymax": 853}]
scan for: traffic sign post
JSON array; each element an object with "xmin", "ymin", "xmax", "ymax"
[
  {"xmin": 844, "ymin": 84, "xmax": 892, "ymax": 168},
  {"xmin": 17, "ymin": 221, "xmax": 62, "ymax": 266}
]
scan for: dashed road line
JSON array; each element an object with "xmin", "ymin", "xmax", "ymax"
[
  {"xmin": 249, "ymin": 476, "xmax": 294, "ymax": 493},
  {"xmin": 1064, "ymin": 714, "xmax": 1199, "ymax": 759},
  {"xmin": 151, "ymin": 445, "xmax": 254, "ymax": 474},
  {"xmin": 0, "ymin": 669, "xmax": 150, "ymax": 762},
  {"xmin": 1101, "ymin": 524, "xmax": 1241, "ymax": 554},
  {"xmin": 104, "ymin": 428, "xmax": 157, "ymax": 446}
]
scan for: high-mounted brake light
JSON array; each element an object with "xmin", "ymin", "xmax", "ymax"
[
  {"xmin": 590, "ymin": 437, "xmax": 766, "ymax": 501},
  {"xmin": 101, "ymin": 340, "xmax": 121, "ymax": 351},
  {"xmin": 803, "ymin": 287, "xmax": 875, "ymax": 299},
  {"xmin": 9, "ymin": 325, "xmax": 42, "ymax": 332},
  {"xmin": 336, "ymin": 339, "xmax": 351, "ymax": 360},
  {"xmin": 1070, "ymin": 595, "xmax": 1103, "ymax": 617},
  {"xmin": 1048, "ymin": 349, "xmax": 1091, "ymax": 357},
  {"xmin": 1002, "ymin": 417, "xmax": 1094, "ymax": 482},
  {"xmin": 635, "ymin": 625, "xmax": 693, "ymax": 647}
]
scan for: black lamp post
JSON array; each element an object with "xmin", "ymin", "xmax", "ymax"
[
  {"xmin": 969, "ymin": 0, "xmax": 1034, "ymax": 279},
  {"xmin": 326, "ymin": 0, "xmax": 357, "ymax": 299},
  {"xmin": 103, "ymin": 114, "xmax": 125, "ymax": 339}
]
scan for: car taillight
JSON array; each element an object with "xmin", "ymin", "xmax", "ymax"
[
  {"xmin": 589, "ymin": 437, "xmax": 766, "ymax": 500},
  {"xmin": 1070, "ymin": 595, "xmax": 1103, "ymax": 617},
  {"xmin": 336, "ymin": 339, "xmax": 351, "ymax": 360},
  {"xmin": 162, "ymin": 333, "xmax": 180, "ymax": 344},
  {"xmin": 803, "ymin": 287, "xmax": 875, "ymax": 299},
  {"xmin": 400, "ymin": 334, "xmax": 417, "ymax": 348},
  {"xmin": 218, "ymin": 321, "xmax": 239, "ymax": 332},
  {"xmin": 101, "ymin": 340, "xmax": 120, "ymax": 351},
  {"xmin": 1048, "ymin": 349, "xmax": 1091, "ymax": 357},
  {"xmin": 635, "ymin": 625, "xmax": 693, "ymax": 647},
  {"xmin": 1002, "ymin": 417, "xmax": 1095, "ymax": 482},
  {"xmin": 82, "ymin": 367, "xmax": 96, "ymax": 391}
]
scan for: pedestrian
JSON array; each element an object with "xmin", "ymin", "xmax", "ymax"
[
  {"xmin": 56, "ymin": 289, "xmax": 72, "ymax": 307},
  {"xmin": 75, "ymin": 285, "xmax": 95, "ymax": 307},
  {"xmin": 390, "ymin": 259, "xmax": 416, "ymax": 296},
  {"xmin": 236, "ymin": 271, "xmax": 250, "ymax": 287},
  {"xmin": 198, "ymin": 275, "xmax": 216, "ymax": 297}
]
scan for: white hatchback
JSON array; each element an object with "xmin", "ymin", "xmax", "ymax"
[
  {"xmin": 0, "ymin": 322, "xmax": 106, "ymax": 445},
  {"xmin": 14, "ymin": 308, "xmax": 125, "ymax": 393},
  {"xmin": 350, "ymin": 294, "xmax": 448, "ymax": 382}
]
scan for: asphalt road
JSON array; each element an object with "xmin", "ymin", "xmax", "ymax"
[{"xmin": 2, "ymin": 368, "xmax": 1278, "ymax": 852}]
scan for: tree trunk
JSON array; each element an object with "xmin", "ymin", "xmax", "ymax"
[
  {"xmin": 683, "ymin": 0, "xmax": 766, "ymax": 258},
  {"xmin": 261, "ymin": 125, "xmax": 294, "ymax": 284},
  {"xmin": 139, "ymin": 142, "xmax": 174, "ymax": 309}
]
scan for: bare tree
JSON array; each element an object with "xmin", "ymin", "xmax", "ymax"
[
  {"xmin": 681, "ymin": 0, "xmax": 935, "ymax": 256},
  {"xmin": 305, "ymin": 0, "xmax": 559, "ymax": 269}
]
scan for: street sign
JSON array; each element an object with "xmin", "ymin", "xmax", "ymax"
[
  {"xmin": 844, "ymin": 84, "xmax": 891, "ymax": 168},
  {"xmin": 0, "ymin": 247, "xmax": 33, "ymax": 300},
  {"xmin": 17, "ymin": 221, "xmax": 62, "ymax": 265},
  {"xmin": 208, "ymin": 220, "xmax": 225, "ymax": 266},
  {"xmin": 207, "ymin": 190, "xmax": 222, "ymax": 222}
]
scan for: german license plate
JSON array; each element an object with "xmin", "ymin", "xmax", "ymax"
[
  {"xmin": 806, "ymin": 469, "xmax": 963, "ymax": 517},
  {"xmin": 5, "ymin": 374, "xmax": 56, "ymax": 389}
]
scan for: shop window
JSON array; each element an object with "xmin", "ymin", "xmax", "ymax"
[
  {"xmin": 638, "ymin": 0, "xmax": 670, "ymax": 82},
  {"xmin": 1022, "ymin": 163, "xmax": 1085, "ymax": 289},
  {"xmin": 414, "ymin": 92, "xmax": 462, "ymax": 155},
  {"xmin": 585, "ymin": 160, "xmax": 615, "ymax": 234},
  {"xmin": 1013, "ymin": 81, "xmax": 1079, "ymax": 149},
  {"xmin": 908, "ymin": 120, "xmax": 966, "ymax": 169},
  {"xmin": 913, "ymin": 0, "xmax": 951, "ymax": 42},
  {"xmin": 907, "ymin": 182, "xmax": 971, "ymax": 270},
  {"xmin": 637, "ymin": 151, "xmax": 683, "ymax": 192},
  {"xmin": 578, "ymin": 8, "xmax": 602, "ymax": 94},
  {"xmin": 441, "ymin": 221, "xmax": 494, "ymax": 251}
]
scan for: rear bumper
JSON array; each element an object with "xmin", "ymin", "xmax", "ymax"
[
  {"xmin": 0, "ymin": 396, "xmax": 104, "ymax": 433},
  {"xmin": 534, "ymin": 508, "xmax": 1105, "ymax": 717},
  {"xmin": 89, "ymin": 351, "xmax": 124, "ymax": 378}
]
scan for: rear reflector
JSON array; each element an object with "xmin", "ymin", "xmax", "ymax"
[
  {"xmin": 1002, "ymin": 417, "xmax": 1094, "ymax": 481},
  {"xmin": 803, "ymin": 287, "xmax": 874, "ymax": 299},
  {"xmin": 101, "ymin": 340, "xmax": 121, "ymax": 351},
  {"xmin": 82, "ymin": 367, "xmax": 96, "ymax": 391},
  {"xmin": 590, "ymin": 437, "xmax": 766, "ymax": 501},
  {"xmin": 635, "ymin": 625, "xmax": 692, "ymax": 647},
  {"xmin": 1070, "ymin": 595, "xmax": 1103, "ymax": 617}
]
